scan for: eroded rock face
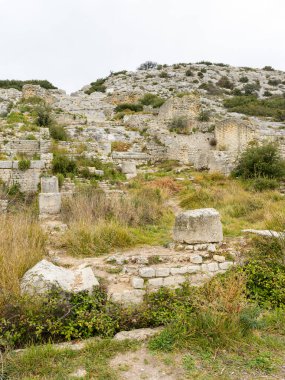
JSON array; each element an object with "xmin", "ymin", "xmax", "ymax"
[
  {"xmin": 21, "ymin": 260, "xmax": 99, "ymax": 295},
  {"xmin": 173, "ymin": 208, "xmax": 223, "ymax": 244}
]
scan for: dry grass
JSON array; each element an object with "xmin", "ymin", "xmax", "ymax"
[
  {"xmin": 146, "ymin": 177, "xmax": 182, "ymax": 196},
  {"xmin": 61, "ymin": 188, "xmax": 172, "ymax": 256},
  {"xmin": 180, "ymin": 172, "xmax": 285, "ymax": 236},
  {"xmin": 0, "ymin": 213, "xmax": 46, "ymax": 306}
]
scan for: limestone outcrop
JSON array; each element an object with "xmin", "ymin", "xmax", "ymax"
[{"xmin": 21, "ymin": 260, "xmax": 99, "ymax": 295}]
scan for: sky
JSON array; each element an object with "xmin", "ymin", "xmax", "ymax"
[{"xmin": 0, "ymin": 0, "xmax": 284, "ymax": 93}]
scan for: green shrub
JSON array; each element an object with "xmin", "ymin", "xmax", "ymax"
[
  {"xmin": 186, "ymin": 69, "xmax": 193, "ymax": 77},
  {"xmin": 197, "ymin": 71, "xmax": 204, "ymax": 78},
  {"xmin": 263, "ymin": 90, "xmax": 272, "ymax": 97},
  {"xmin": 249, "ymin": 178, "xmax": 279, "ymax": 191},
  {"xmin": 239, "ymin": 76, "xmax": 249, "ymax": 83},
  {"xmin": 52, "ymin": 154, "xmax": 77, "ymax": 176},
  {"xmin": 49, "ymin": 124, "xmax": 68, "ymax": 141},
  {"xmin": 159, "ymin": 71, "xmax": 169, "ymax": 78},
  {"xmin": 168, "ymin": 116, "xmax": 189, "ymax": 134},
  {"xmin": 139, "ymin": 93, "xmax": 165, "ymax": 108},
  {"xmin": 0, "ymin": 80, "xmax": 56, "ymax": 91},
  {"xmin": 244, "ymin": 260, "xmax": 285, "ymax": 308},
  {"xmin": 263, "ymin": 66, "xmax": 275, "ymax": 71},
  {"xmin": 217, "ymin": 76, "xmax": 234, "ymax": 90},
  {"xmin": 18, "ymin": 159, "xmax": 31, "ymax": 171},
  {"xmin": 224, "ymin": 95, "xmax": 285, "ymax": 121},
  {"xmin": 243, "ymin": 81, "xmax": 261, "ymax": 95},
  {"xmin": 36, "ymin": 105, "xmax": 53, "ymax": 127},
  {"xmin": 114, "ymin": 103, "xmax": 143, "ymax": 113},
  {"xmin": 85, "ymin": 78, "xmax": 107, "ymax": 94},
  {"xmin": 232, "ymin": 142, "xmax": 285, "ymax": 179},
  {"xmin": 198, "ymin": 110, "xmax": 210, "ymax": 122},
  {"xmin": 268, "ymin": 79, "xmax": 281, "ymax": 86},
  {"xmin": 199, "ymin": 82, "xmax": 222, "ymax": 95}
]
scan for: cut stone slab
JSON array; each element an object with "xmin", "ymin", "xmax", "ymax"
[
  {"xmin": 242, "ymin": 229, "xmax": 285, "ymax": 238},
  {"xmin": 173, "ymin": 208, "xmax": 223, "ymax": 244},
  {"xmin": 39, "ymin": 193, "xmax": 61, "ymax": 215},
  {"xmin": 21, "ymin": 260, "xmax": 99, "ymax": 295},
  {"xmin": 114, "ymin": 327, "xmax": 162, "ymax": 341},
  {"xmin": 41, "ymin": 176, "xmax": 59, "ymax": 193}
]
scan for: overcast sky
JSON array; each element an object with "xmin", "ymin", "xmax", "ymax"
[{"xmin": 1, "ymin": 0, "xmax": 284, "ymax": 93}]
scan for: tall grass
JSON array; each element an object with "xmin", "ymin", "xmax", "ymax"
[
  {"xmin": 0, "ymin": 213, "xmax": 46, "ymax": 307},
  {"xmin": 61, "ymin": 187, "xmax": 173, "ymax": 256},
  {"xmin": 180, "ymin": 172, "xmax": 285, "ymax": 236},
  {"xmin": 149, "ymin": 273, "xmax": 260, "ymax": 352}
]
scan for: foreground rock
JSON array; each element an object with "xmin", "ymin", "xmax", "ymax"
[
  {"xmin": 242, "ymin": 229, "xmax": 285, "ymax": 238},
  {"xmin": 21, "ymin": 260, "xmax": 99, "ymax": 295},
  {"xmin": 114, "ymin": 327, "xmax": 163, "ymax": 341},
  {"xmin": 173, "ymin": 208, "xmax": 223, "ymax": 244}
]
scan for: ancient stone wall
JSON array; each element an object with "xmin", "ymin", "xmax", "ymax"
[
  {"xmin": 215, "ymin": 119, "xmax": 256, "ymax": 153},
  {"xmin": 158, "ymin": 94, "xmax": 201, "ymax": 121},
  {"xmin": 0, "ymin": 160, "xmax": 44, "ymax": 192}
]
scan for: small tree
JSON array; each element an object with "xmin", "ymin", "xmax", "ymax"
[
  {"xmin": 232, "ymin": 142, "xmax": 285, "ymax": 179},
  {"xmin": 138, "ymin": 61, "xmax": 157, "ymax": 70}
]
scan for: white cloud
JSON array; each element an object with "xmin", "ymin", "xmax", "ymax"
[{"xmin": 0, "ymin": 0, "xmax": 284, "ymax": 92}]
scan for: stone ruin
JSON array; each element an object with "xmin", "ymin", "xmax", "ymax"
[
  {"xmin": 21, "ymin": 207, "xmax": 234, "ymax": 304},
  {"xmin": 39, "ymin": 176, "xmax": 61, "ymax": 217}
]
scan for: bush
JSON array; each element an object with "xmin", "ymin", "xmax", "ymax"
[
  {"xmin": 243, "ymin": 82, "xmax": 261, "ymax": 95},
  {"xmin": 217, "ymin": 76, "xmax": 234, "ymax": 90},
  {"xmin": 49, "ymin": 124, "xmax": 68, "ymax": 141},
  {"xmin": 18, "ymin": 159, "xmax": 31, "ymax": 171},
  {"xmin": 198, "ymin": 110, "xmax": 210, "ymax": 122},
  {"xmin": 224, "ymin": 95, "xmax": 285, "ymax": 121},
  {"xmin": 244, "ymin": 260, "xmax": 285, "ymax": 308},
  {"xmin": 36, "ymin": 105, "xmax": 53, "ymax": 127},
  {"xmin": 232, "ymin": 142, "xmax": 285, "ymax": 179},
  {"xmin": 168, "ymin": 116, "xmax": 189, "ymax": 134},
  {"xmin": 159, "ymin": 71, "xmax": 169, "ymax": 78},
  {"xmin": 185, "ymin": 69, "xmax": 193, "ymax": 77},
  {"xmin": 139, "ymin": 93, "xmax": 165, "ymax": 108},
  {"xmin": 52, "ymin": 154, "xmax": 77, "ymax": 176},
  {"xmin": 138, "ymin": 61, "xmax": 157, "ymax": 70},
  {"xmin": 263, "ymin": 66, "xmax": 275, "ymax": 71},
  {"xmin": 268, "ymin": 79, "xmax": 281, "ymax": 86},
  {"xmin": 249, "ymin": 178, "xmax": 279, "ymax": 191},
  {"xmin": 85, "ymin": 78, "xmax": 107, "ymax": 94},
  {"xmin": 239, "ymin": 76, "xmax": 249, "ymax": 83},
  {"xmin": 114, "ymin": 103, "xmax": 143, "ymax": 113},
  {"xmin": 198, "ymin": 82, "xmax": 222, "ymax": 95},
  {"xmin": 0, "ymin": 80, "xmax": 56, "ymax": 91},
  {"xmin": 149, "ymin": 273, "xmax": 259, "ymax": 352}
]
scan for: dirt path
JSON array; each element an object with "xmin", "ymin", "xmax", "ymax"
[{"xmin": 110, "ymin": 345, "xmax": 185, "ymax": 380}]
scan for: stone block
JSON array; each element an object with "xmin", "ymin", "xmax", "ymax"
[
  {"xmin": 121, "ymin": 162, "xmax": 137, "ymax": 175},
  {"xmin": 148, "ymin": 278, "xmax": 164, "ymax": 287},
  {"xmin": 131, "ymin": 277, "xmax": 144, "ymax": 289},
  {"xmin": 139, "ymin": 267, "xmax": 155, "ymax": 278},
  {"xmin": 207, "ymin": 244, "xmax": 216, "ymax": 253},
  {"xmin": 187, "ymin": 264, "xmax": 201, "ymax": 273},
  {"xmin": 170, "ymin": 266, "xmax": 188, "ymax": 275},
  {"xmin": 41, "ymin": 176, "xmax": 59, "ymax": 193},
  {"xmin": 202, "ymin": 263, "xmax": 219, "ymax": 272},
  {"xmin": 213, "ymin": 255, "xmax": 225, "ymax": 263},
  {"xmin": 163, "ymin": 275, "xmax": 185, "ymax": 287},
  {"xmin": 219, "ymin": 261, "xmax": 233, "ymax": 270},
  {"xmin": 39, "ymin": 193, "xmax": 61, "ymax": 215},
  {"xmin": 173, "ymin": 208, "xmax": 223, "ymax": 244},
  {"xmin": 155, "ymin": 268, "xmax": 170, "ymax": 277},
  {"xmin": 190, "ymin": 254, "xmax": 203, "ymax": 264}
]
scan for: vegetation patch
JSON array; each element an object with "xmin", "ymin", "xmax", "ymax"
[{"xmin": 224, "ymin": 95, "xmax": 285, "ymax": 121}]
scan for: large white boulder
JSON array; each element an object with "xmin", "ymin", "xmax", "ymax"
[
  {"xmin": 173, "ymin": 208, "xmax": 223, "ymax": 244},
  {"xmin": 21, "ymin": 260, "xmax": 99, "ymax": 295}
]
